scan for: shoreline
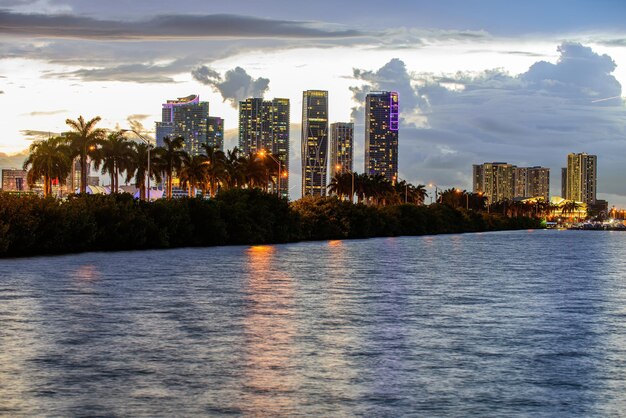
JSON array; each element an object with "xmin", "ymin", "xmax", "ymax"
[{"xmin": 0, "ymin": 190, "xmax": 543, "ymax": 259}]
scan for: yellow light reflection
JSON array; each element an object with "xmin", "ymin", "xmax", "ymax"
[{"xmin": 242, "ymin": 244, "xmax": 296, "ymax": 414}]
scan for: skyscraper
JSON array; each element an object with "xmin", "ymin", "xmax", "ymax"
[
  {"xmin": 238, "ymin": 97, "xmax": 290, "ymax": 197},
  {"xmin": 566, "ymin": 153, "xmax": 597, "ymax": 204},
  {"xmin": 561, "ymin": 167, "xmax": 567, "ymax": 198},
  {"xmin": 329, "ymin": 122, "xmax": 354, "ymax": 178},
  {"xmin": 514, "ymin": 166, "xmax": 550, "ymax": 200},
  {"xmin": 476, "ymin": 163, "xmax": 549, "ymax": 202},
  {"xmin": 365, "ymin": 91, "xmax": 399, "ymax": 183},
  {"xmin": 207, "ymin": 116, "xmax": 224, "ymax": 151},
  {"xmin": 155, "ymin": 94, "xmax": 223, "ymax": 154},
  {"xmin": 526, "ymin": 166, "xmax": 550, "ymax": 200},
  {"xmin": 301, "ymin": 90, "xmax": 328, "ymax": 196},
  {"xmin": 473, "ymin": 162, "xmax": 515, "ymax": 204},
  {"xmin": 172, "ymin": 98, "xmax": 210, "ymax": 156}
]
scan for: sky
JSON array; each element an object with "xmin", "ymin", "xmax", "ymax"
[{"xmin": 1, "ymin": 0, "xmax": 626, "ymax": 203}]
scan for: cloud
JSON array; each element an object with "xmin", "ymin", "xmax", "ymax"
[
  {"xmin": 0, "ymin": 90, "xmax": 4, "ymax": 94},
  {"xmin": 23, "ymin": 109, "xmax": 67, "ymax": 116},
  {"xmin": 521, "ymin": 42, "xmax": 621, "ymax": 104},
  {"xmin": 0, "ymin": 149, "xmax": 29, "ymax": 170},
  {"xmin": 348, "ymin": 43, "xmax": 626, "ymax": 201},
  {"xmin": 350, "ymin": 58, "xmax": 428, "ymax": 126},
  {"xmin": 20, "ymin": 130, "xmax": 62, "ymax": 140},
  {"xmin": 192, "ymin": 65, "xmax": 270, "ymax": 107},
  {"xmin": 0, "ymin": 11, "xmax": 363, "ymax": 40}
]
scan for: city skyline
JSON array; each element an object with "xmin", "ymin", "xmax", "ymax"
[{"xmin": 1, "ymin": 1, "xmax": 626, "ymax": 203}]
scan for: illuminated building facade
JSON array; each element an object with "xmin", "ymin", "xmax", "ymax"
[
  {"xmin": 365, "ymin": 91, "xmax": 399, "ymax": 182},
  {"xmin": 239, "ymin": 97, "xmax": 290, "ymax": 198},
  {"xmin": 473, "ymin": 162, "xmax": 515, "ymax": 204},
  {"xmin": 329, "ymin": 122, "xmax": 353, "ymax": 178},
  {"xmin": 566, "ymin": 153, "xmax": 597, "ymax": 204},
  {"xmin": 301, "ymin": 90, "xmax": 328, "ymax": 196},
  {"xmin": 514, "ymin": 166, "xmax": 550, "ymax": 200},
  {"xmin": 1, "ymin": 169, "xmax": 29, "ymax": 192},
  {"xmin": 155, "ymin": 94, "xmax": 223, "ymax": 154},
  {"xmin": 207, "ymin": 116, "xmax": 224, "ymax": 151},
  {"xmin": 526, "ymin": 167, "xmax": 550, "ymax": 200}
]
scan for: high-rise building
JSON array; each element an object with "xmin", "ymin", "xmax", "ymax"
[
  {"xmin": 526, "ymin": 167, "xmax": 550, "ymax": 200},
  {"xmin": 155, "ymin": 94, "xmax": 223, "ymax": 154},
  {"xmin": 1, "ymin": 169, "xmax": 29, "ymax": 192},
  {"xmin": 207, "ymin": 116, "xmax": 224, "ymax": 151},
  {"xmin": 514, "ymin": 167, "xmax": 528, "ymax": 198},
  {"xmin": 473, "ymin": 162, "xmax": 515, "ymax": 204},
  {"xmin": 365, "ymin": 91, "xmax": 399, "ymax": 183},
  {"xmin": 329, "ymin": 122, "xmax": 354, "ymax": 179},
  {"xmin": 513, "ymin": 166, "xmax": 550, "ymax": 200},
  {"xmin": 301, "ymin": 90, "xmax": 328, "ymax": 197},
  {"xmin": 566, "ymin": 153, "xmax": 597, "ymax": 204},
  {"xmin": 238, "ymin": 97, "xmax": 290, "ymax": 198},
  {"xmin": 561, "ymin": 167, "xmax": 567, "ymax": 198}
]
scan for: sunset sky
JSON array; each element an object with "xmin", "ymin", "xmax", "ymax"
[{"xmin": 1, "ymin": 0, "xmax": 625, "ymax": 202}]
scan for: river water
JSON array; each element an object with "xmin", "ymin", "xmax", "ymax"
[{"xmin": 1, "ymin": 230, "xmax": 626, "ymax": 416}]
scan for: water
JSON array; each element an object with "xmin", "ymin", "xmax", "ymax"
[{"xmin": 1, "ymin": 230, "xmax": 626, "ymax": 416}]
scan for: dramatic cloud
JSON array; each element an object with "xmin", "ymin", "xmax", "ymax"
[
  {"xmin": 0, "ymin": 11, "xmax": 362, "ymax": 40},
  {"xmin": 350, "ymin": 43, "xmax": 626, "ymax": 200},
  {"xmin": 350, "ymin": 58, "xmax": 428, "ymax": 126},
  {"xmin": 192, "ymin": 65, "xmax": 270, "ymax": 107}
]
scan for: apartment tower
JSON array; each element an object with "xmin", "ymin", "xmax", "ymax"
[
  {"xmin": 239, "ymin": 97, "xmax": 290, "ymax": 198},
  {"xmin": 301, "ymin": 90, "xmax": 328, "ymax": 196},
  {"xmin": 365, "ymin": 91, "xmax": 399, "ymax": 183}
]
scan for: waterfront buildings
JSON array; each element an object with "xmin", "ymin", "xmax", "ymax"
[
  {"xmin": 301, "ymin": 90, "xmax": 328, "ymax": 196},
  {"xmin": 514, "ymin": 166, "xmax": 550, "ymax": 201},
  {"xmin": 1, "ymin": 169, "xmax": 29, "ymax": 192},
  {"xmin": 473, "ymin": 162, "xmax": 515, "ymax": 204},
  {"xmin": 474, "ymin": 162, "xmax": 550, "ymax": 203},
  {"xmin": 564, "ymin": 153, "xmax": 597, "ymax": 204},
  {"xmin": 329, "ymin": 122, "xmax": 354, "ymax": 178},
  {"xmin": 155, "ymin": 94, "xmax": 223, "ymax": 154},
  {"xmin": 238, "ymin": 97, "xmax": 290, "ymax": 198},
  {"xmin": 207, "ymin": 116, "xmax": 224, "ymax": 151},
  {"xmin": 365, "ymin": 91, "xmax": 399, "ymax": 183}
]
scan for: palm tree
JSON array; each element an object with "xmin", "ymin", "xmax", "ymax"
[
  {"xmin": 127, "ymin": 142, "xmax": 162, "ymax": 201},
  {"xmin": 23, "ymin": 137, "xmax": 72, "ymax": 197},
  {"xmin": 328, "ymin": 172, "xmax": 352, "ymax": 200},
  {"xmin": 65, "ymin": 115, "xmax": 105, "ymax": 193},
  {"xmin": 153, "ymin": 136, "xmax": 187, "ymax": 199},
  {"xmin": 239, "ymin": 152, "xmax": 266, "ymax": 190},
  {"xmin": 92, "ymin": 131, "xmax": 133, "ymax": 194},
  {"xmin": 179, "ymin": 154, "xmax": 208, "ymax": 197},
  {"xmin": 201, "ymin": 144, "xmax": 226, "ymax": 197},
  {"xmin": 223, "ymin": 147, "xmax": 243, "ymax": 190}
]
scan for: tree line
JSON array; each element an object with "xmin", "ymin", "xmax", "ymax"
[{"xmin": 0, "ymin": 189, "xmax": 541, "ymax": 258}]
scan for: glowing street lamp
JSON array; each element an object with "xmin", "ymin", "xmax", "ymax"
[
  {"xmin": 335, "ymin": 163, "xmax": 355, "ymax": 203},
  {"xmin": 428, "ymin": 183, "xmax": 439, "ymax": 204},
  {"xmin": 259, "ymin": 149, "xmax": 283, "ymax": 196}
]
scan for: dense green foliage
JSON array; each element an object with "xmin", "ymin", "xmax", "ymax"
[{"xmin": 0, "ymin": 190, "xmax": 541, "ymax": 258}]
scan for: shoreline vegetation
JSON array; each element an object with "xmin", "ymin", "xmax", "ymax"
[{"xmin": 0, "ymin": 189, "xmax": 541, "ymax": 258}]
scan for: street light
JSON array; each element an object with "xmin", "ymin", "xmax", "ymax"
[
  {"xmin": 259, "ymin": 149, "xmax": 283, "ymax": 196},
  {"xmin": 456, "ymin": 188, "xmax": 469, "ymax": 210},
  {"xmin": 428, "ymin": 183, "xmax": 439, "ymax": 204},
  {"xmin": 335, "ymin": 163, "xmax": 355, "ymax": 203},
  {"xmin": 121, "ymin": 129, "xmax": 153, "ymax": 201}
]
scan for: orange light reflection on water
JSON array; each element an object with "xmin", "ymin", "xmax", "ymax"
[{"xmin": 242, "ymin": 245, "xmax": 297, "ymax": 414}]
